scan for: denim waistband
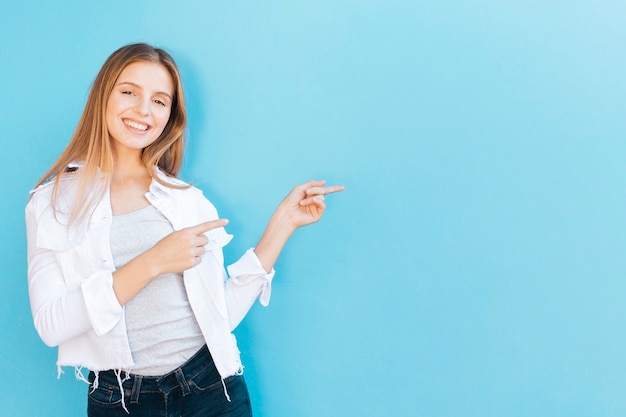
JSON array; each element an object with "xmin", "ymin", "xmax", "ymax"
[{"xmin": 90, "ymin": 344, "xmax": 216, "ymax": 405}]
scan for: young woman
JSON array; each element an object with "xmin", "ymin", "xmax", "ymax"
[{"xmin": 26, "ymin": 43, "xmax": 343, "ymax": 416}]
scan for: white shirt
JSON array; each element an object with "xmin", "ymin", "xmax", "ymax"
[{"xmin": 25, "ymin": 167, "xmax": 274, "ymax": 380}]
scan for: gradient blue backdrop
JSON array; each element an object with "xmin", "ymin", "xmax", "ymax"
[{"xmin": 2, "ymin": 1, "xmax": 626, "ymax": 416}]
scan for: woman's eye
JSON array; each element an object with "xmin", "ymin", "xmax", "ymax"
[
  {"xmin": 154, "ymin": 99, "xmax": 167, "ymax": 107},
  {"xmin": 122, "ymin": 90, "xmax": 134, "ymax": 95}
]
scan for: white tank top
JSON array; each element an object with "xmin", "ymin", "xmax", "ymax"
[{"xmin": 110, "ymin": 204, "xmax": 205, "ymax": 376}]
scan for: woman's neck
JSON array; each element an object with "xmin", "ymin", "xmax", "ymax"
[
  {"xmin": 112, "ymin": 150, "xmax": 148, "ymax": 181},
  {"xmin": 110, "ymin": 154, "xmax": 153, "ymax": 216}
]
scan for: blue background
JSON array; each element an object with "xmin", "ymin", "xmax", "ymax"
[{"xmin": 2, "ymin": 1, "xmax": 626, "ymax": 416}]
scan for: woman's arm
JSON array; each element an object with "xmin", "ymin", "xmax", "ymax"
[
  {"xmin": 223, "ymin": 180, "xmax": 344, "ymax": 329},
  {"xmin": 27, "ymin": 200, "xmax": 228, "ymax": 345},
  {"xmin": 112, "ymin": 219, "xmax": 228, "ymax": 305},
  {"xmin": 26, "ymin": 206, "xmax": 113, "ymax": 347}
]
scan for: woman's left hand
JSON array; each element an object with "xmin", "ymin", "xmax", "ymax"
[
  {"xmin": 277, "ymin": 180, "xmax": 345, "ymax": 230},
  {"xmin": 254, "ymin": 180, "xmax": 344, "ymax": 273}
]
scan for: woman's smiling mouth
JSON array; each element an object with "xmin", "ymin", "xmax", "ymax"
[{"xmin": 123, "ymin": 119, "xmax": 149, "ymax": 131}]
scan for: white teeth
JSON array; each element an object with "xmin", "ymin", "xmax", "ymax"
[{"xmin": 124, "ymin": 120, "xmax": 148, "ymax": 131}]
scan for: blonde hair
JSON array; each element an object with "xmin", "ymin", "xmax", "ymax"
[{"xmin": 35, "ymin": 43, "xmax": 187, "ymax": 224}]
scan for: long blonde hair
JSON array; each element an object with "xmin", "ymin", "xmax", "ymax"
[{"xmin": 35, "ymin": 43, "xmax": 187, "ymax": 225}]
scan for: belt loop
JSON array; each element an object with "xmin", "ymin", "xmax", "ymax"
[
  {"xmin": 175, "ymin": 368, "xmax": 191, "ymax": 396},
  {"xmin": 130, "ymin": 375, "xmax": 142, "ymax": 404}
]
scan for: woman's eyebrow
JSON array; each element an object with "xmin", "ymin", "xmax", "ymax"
[{"xmin": 116, "ymin": 81, "xmax": 172, "ymax": 100}]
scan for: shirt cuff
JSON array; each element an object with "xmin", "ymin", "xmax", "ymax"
[
  {"xmin": 227, "ymin": 248, "xmax": 275, "ymax": 306},
  {"xmin": 81, "ymin": 271, "xmax": 123, "ymax": 335}
]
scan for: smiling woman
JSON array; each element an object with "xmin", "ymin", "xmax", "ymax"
[
  {"xmin": 106, "ymin": 63, "xmax": 174, "ymax": 155},
  {"xmin": 25, "ymin": 43, "xmax": 344, "ymax": 417}
]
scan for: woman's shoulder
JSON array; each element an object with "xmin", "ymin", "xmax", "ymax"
[
  {"xmin": 27, "ymin": 168, "xmax": 82, "ymax": 211},
  {"xmin": 29, "ymin": 169, "xmax": 79, "ymax": 198}
]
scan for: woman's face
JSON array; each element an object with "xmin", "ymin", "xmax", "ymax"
[{"xmin": 105, "ymin": 61, "xmax": 174, "ymax": 157}]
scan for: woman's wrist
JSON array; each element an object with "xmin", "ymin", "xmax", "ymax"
[
  {"xmin": 134, "ymin": 249, "xmax": 162, "ymax": 279},
  {"xmin": 112, "ymin": 251, "xmax": 159, "ymax": 306},
  {"xmin": 269, "ymin": 208, "xmax": 298, "ymax": 236},
  {"xmin": 254, "ymin": 211, "xmax": 296, "ymax": 273}
]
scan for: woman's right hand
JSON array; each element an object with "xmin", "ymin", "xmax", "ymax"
[
  {"xmin": 146, "ymin": 219, "xmax": 229, "ymax": 276},
  {"xmin": 112, "ymin": 219, "xmax": 228, "ymax": 306}
]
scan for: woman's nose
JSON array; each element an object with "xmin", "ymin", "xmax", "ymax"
[{"xmin": 133, "ymin": 98, "xmax": 150, "ymax": 115}]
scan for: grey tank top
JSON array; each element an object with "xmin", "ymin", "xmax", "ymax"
[{"xmin": 110, "ymin": 204, "xmax": 205, "ymax": 376}]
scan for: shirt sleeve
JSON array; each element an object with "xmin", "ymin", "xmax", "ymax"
[
  {"xmin": 26, "ymin": 203, "xmax": 123, "ymax": 347},
  {"xmin": 224, "ymin": 248, "xmax": 275, "ymax": 330}
]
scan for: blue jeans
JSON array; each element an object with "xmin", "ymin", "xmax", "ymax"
[{"xmin": 87, "ymin": 345, "xmax": 252, "ymax": 417}]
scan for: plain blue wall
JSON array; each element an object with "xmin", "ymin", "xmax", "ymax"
[{"xmin": 2, "ymin": 1, "xmax": 626, "ymax": 416}]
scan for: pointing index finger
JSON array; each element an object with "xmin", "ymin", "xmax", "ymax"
[
  {"xmin": 305, "ymin": 185, "xmax": 346, "ymax": 196},
  {"xmin": 191, "ymin": 219, "xmax": 229, "ymax": 234},
  {"xmin": 323, "ymin": 185, "xmax": 345, "ymax": 195}
]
